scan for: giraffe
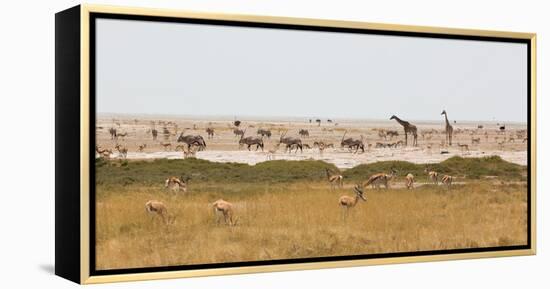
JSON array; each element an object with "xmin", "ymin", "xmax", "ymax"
[
  {"xmin": 389, "ymin": 115, "xmax": 418, "ymax": 146},
  {"xmin": 441, "ymin": 110, "xmax": 454, "ymax": 146}
]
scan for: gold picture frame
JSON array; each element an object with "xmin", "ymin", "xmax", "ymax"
[{"xmin": 55, "ymin": 4, "xmax": 536, "ymax": 284}]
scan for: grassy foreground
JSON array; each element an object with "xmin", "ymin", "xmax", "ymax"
[{"xmin": 95, "ymin": 157, "xmax": 528, "ymax": 270}]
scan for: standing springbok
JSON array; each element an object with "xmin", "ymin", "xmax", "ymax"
[
  {"xmin": 160, "ymin": 142, "xmax": 172, "ymax": 151},
  {"xmin": 325, "ymin": 168, "xmax": 343, "ymax": 189},
  {"xmin": 145, "ymin": 200, "xmax": 173, "ymax": 224},
  {"xmin": 138, "ymin": 143, "xmax": 147, "ymax": 152},
  {"xmin": 266, "ymin": 143, "xmax": 280, "ymax": 160},
  {"xmin": 339, "ymin": 184, "xmax": 367, "ymax": 220},
  {"xmin": 114, "ymin": 144, "xmax": 128, "ymax": 159},
  {"xmin": 424, "ymin": 168, "xmax": 439, "ymax": 185},
  {"xmin": 212, "ymin": 199, "xmax": 235, "ymax": 226},
  {"xmin": 405, "ymin": 173, "xmax": 415, "ymax": 189},
  {"xmin": 441, "ymin": 175, "xmax": 453, "ymax": 189},
  {"xmin": 364, "ymin": 168, "xmax": 397, "ymax": 189},
  {"xmin": 165, "ymin": 176, "xmax": 188, "ymax": 194}
]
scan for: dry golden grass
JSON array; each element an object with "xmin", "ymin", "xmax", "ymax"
[{"xmin": 96, "ymin": 180, "xmax": 527, "ymax": 270}]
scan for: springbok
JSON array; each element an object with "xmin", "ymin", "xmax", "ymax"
[
  {"xmin": 138, "ymin": 144, "xmax": 147, "ymax": 152},
  {"xmin": 405, "ymin": 173, "xmax": 415, "ymax": 189},
  {"xmin": 212, "ymin": 199, "xmax": 235, "ymax": 226},
  {"xmin": 114, "ymin": 144, "xmax": 128, "ymax": 159},
  {"xmin": 266, "ymin": 143, "xmax": 280, "ymax": 160},
  {"xmin": 339, "ymin": 184, "xmax": 367, "ymax": 220},
  {"xmin": 160, "ymin": 142, "xmax": 172, "ymax": 151},
  {"xmin": 471, "ymin": 137, "xmax": 481, "ymax": 145},
  {"xmin": 441, "ymin": 175, "xmax": 453, "ymax": 189},
  {"xmin": 165, "ymin": 176, "xmax": 188, "ymax": 194},
  {"xmin": 424, "ymin": 168, "xmax": 439, "ymax": 185},
  {"xmin": 325, "ymin": 168, "xmax": 343, "ymax": 189},
  {"xmin": 364, "ymin": 168, "xmax": 397, "ymax": 189},
  {"xmin": 96, "ymin": 146, "xmax": 112, "ymax": 159},
  {"xmin": 145, "ymin": 200, "xmax": 173, "ymax": 224},
  {"xmin": 457, "ymin": 143, "xmax": 469, "ymax": 152}
]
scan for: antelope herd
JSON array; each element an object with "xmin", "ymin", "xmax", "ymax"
[
  {"xmin": 96, "ymin": 111, "xmax": 525, "ymax": 226},
  {"xmin": 145, "ymin": 164, "xmax": 456, "ymax": 226}
]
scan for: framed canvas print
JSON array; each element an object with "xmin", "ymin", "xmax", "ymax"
[{"xmin": 55, "ymin": 4, "xmax": 536, "ymax": 284}]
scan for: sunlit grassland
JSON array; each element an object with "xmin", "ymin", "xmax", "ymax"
[{"xmin": 96, "ymin": 175, "xmax": 528, "ymax": 269}]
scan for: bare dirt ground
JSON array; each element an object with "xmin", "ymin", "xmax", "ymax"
[{"xmin": 96, "ymin": 114, "xmax": 528, "ymax": 169}]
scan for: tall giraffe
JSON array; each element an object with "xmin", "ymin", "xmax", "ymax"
[
  {"xmin": 389, "ymin": 115, "xmax": 418, "ymax": 146},
  {"xmin": 441, "ymin": 110, "xmax": 453, "ymax": 146}
]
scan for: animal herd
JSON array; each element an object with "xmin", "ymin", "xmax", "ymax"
[
  {"xmin": 97, "ymin": 110, "xmax": 527, "ymax": 162},
  {"xmin": 147, "ymin": 166, "xmax": 454, "ymax": 225}
]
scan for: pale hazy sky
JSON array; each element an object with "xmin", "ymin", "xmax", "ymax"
[{"xmin": 96, "ymin": 18, "xmax": 528, "ymax": 122}]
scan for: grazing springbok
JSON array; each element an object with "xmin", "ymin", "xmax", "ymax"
[
  {"xmin": 145, "ymin": 200, "xmax": 173, "ymax": 224},
  {"xmin": 266, "ymin": 143, "xmax": 280, "ymax": 160},
  {"xmin": 441, "ymin": 175, "xmax": 453, "ymax": 189},
  {"xmin": 160, "ymin": 142, "xmax": 172, "ymax": 151},
  {"xmin": 339, "ymin": 184, "xmax": 367, "ymax": 220},
  {"xmin": 314, "ymin": 141, "xmax": 327, "ymax": 156},
  {"xmin": 165, "ymin": 176, "xmax": 188, "ymax": 194},
  {"xmin": 206, "ymin": 127, "xmax": 215, "ymax": 139},
  {"xmin": 364, "ymin": 168, "xmax": 397, "ymax": 189},
  {"xmin": 457, "ymin": 143, "xmax": 469, "ymax": 152},
  {"xmin": 405, "ymin": 173, "xmax": 415, "ymax": 189},
  {"xmin": 424, "ymin": 168, "xmax": 439, "ymax": 185},
  {"xmin": 471, "ymin": 137, "xmax": 481, "ymax": 145},
  {"xmin": 138, "ymin": 144, "xmax": 147, "ymax": 152},
  {"xmin": 325, "ymin": 168, "xmax": 343, "ymax": 189},
  {"xmin": 212, "ymin": 199, "xmax": 235, "ymax": 226},
  {"xmin": 114, "ymin": 144, "xmax": 128, "ymax": 158},
  {"xmin": 176, "ymin": 145, "xmax": 198, "ymax": 158}
]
